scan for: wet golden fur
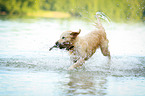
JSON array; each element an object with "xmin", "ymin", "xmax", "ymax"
[{"xmin": 52, "ymin": 15, "xmax": 111, "ymax": 70}]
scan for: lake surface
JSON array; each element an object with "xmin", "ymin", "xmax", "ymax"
[{"xmin": 0, "ymin": 17, "xmax": 145, "ymax": 96}]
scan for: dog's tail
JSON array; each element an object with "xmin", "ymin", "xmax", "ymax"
[
  {"xmin": 95, "ymin": 14, "xmax": 105, "ymax": 30},
  {"xmin": 95, "ymin": 12, "xmax": 112, "ymax": 30}
]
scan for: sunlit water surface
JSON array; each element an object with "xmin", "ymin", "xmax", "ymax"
[{"xmin": 0, "ymin": 18, "xmax": 145, "ymax": 96}]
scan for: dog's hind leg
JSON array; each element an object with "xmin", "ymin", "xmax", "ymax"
[
  {"xmin": 100, "ymin": 40, "xmax": 111, "ymax": 59},
  {"xmin": 68, "ymin": 58, "xmax": 85, "ymax": 70}
]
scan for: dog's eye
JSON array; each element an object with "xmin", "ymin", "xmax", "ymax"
[{"xmin": 62, "ymin": 37, "xmax": 65, "ymax": 39}]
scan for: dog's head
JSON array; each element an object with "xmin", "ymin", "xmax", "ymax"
[{"xmin": 50, "ymin": 29, "xmax": 81, "ymax": 51}]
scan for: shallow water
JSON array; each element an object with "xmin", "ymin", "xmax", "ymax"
[{"xmin": 0, "ymin": 17, "xmax": 145, "ymax": 96}]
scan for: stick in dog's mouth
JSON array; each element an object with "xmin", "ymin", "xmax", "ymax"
[
  {"xmin": 49, "ymin": 44, "xmax": 74, "ymax": 51},
  {"xmin": 49, "ymin": 45, "xmax": 58, "ymax": 51}
]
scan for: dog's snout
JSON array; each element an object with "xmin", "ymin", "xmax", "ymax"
[{"xmin": 55, "ymin": 41, "xmax": 59, "ymax": 46}]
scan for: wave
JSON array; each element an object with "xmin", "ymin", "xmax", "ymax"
[{"xmin": 0, "ymin": 54, "xmax": 144, "ymax": 77}]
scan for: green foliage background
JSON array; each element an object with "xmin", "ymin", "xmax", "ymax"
[{"xmin": 0, "ymin": 0, "xmax": 145, "ymax": 22}]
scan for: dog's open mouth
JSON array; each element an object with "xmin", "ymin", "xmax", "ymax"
[{"xmin": 49, "ymin": 42, "xmax": 74, "ymax": 51}]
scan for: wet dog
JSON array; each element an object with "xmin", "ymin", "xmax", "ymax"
[{"xmin": 49, "ymin": 14, "xmax": 111, "ymax": 70}]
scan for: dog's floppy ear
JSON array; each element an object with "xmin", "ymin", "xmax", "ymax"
[{"xmin": 70, "ymin": 29, "xmax": 81, "ymax": 38}]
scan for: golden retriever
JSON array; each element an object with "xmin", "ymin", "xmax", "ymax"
[{"xmin": 49, "ymin": 14, "xmax": 111, "ymax": 70}]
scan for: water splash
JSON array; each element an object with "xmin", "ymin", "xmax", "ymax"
[{"xmin": 96, "ymin": 12, "xmax": 112, "ymax": 24}]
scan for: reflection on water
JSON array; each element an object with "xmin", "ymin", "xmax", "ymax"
[
  {"xmin": 0, "ymin": 17, "xmax": 145, "ymax": 96},
  {"xmin": 67, "ymin": 71, "xmax": 108, "ymax": 96}
]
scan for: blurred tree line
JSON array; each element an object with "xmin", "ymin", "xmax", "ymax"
[{"xmin": 0, "ymin": 0, "xmax": 144, "ymax": 21}]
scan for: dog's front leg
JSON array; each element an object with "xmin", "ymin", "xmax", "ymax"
[{"xmin": 68, "ymin": 58, "xmax": 85, "ymax": 70}]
